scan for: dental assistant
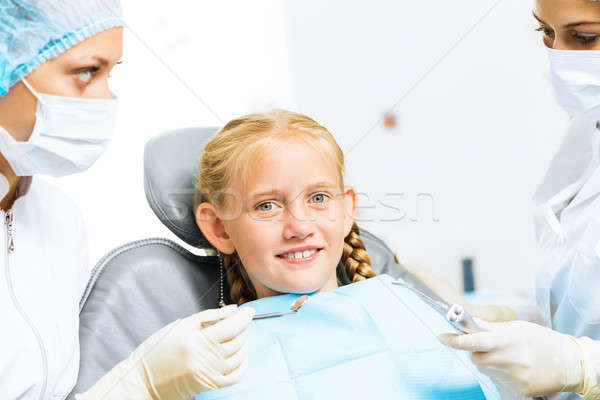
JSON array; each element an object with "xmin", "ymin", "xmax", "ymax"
[
  {"xmin": 0, "ymin": 1, "xmax": 253, "ymax": 400},
  {"xmin": 437, "ymin": 0, "xmax": 600, "ymax": 399}
]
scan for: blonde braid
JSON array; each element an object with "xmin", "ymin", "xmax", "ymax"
[
  {"xmin": 342, "ymin": 222, "xmax": 376, "ymax": 282},
  {"xmin": 223, "ymin": 252, "xmax": 257, "ymax": 305}
]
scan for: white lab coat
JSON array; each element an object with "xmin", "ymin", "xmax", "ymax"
[
  {"xmin": 1, "ymin": 177, "xmax": 89, "ymax": 400},
  {"xmin": 533, "ymin": 104, "xmax": 600, "ymax": 338},
  {"xmin": 533, "ymin": 105, "xmax": 600, "ymax": 399}
]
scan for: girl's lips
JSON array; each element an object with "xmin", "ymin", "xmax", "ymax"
[{"xmin": 277, "ymin": 248, "xmax": 322, "ymax": 264}]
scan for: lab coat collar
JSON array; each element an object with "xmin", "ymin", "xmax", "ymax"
[
  {"xmin": 568, "ymin": 157, "xmax": 600, "ymax": 210},
  {"xmin": 560, "ymin": 111, "xmax": 600, "ymax": 210},
  {"xmin": 533, "ymin": 105, "xmax": 600, "ymax": 212}
]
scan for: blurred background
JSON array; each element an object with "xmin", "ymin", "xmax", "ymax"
[{"xmin": 49, "ymin": 0, "xmax": 570, "ymax": 298}]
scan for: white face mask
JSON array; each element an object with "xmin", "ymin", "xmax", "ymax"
[
  {"xmin": 0, "ymin": 79, "xmax": 119, "ymax": 177},
  {"xmin": 547, "ymin": 47, "xmax": 600, "ymax": 116}
]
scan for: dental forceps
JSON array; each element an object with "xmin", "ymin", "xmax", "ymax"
[{"xmin": 391, "ymin": 280, "xmax": 483, "ymax": 334}]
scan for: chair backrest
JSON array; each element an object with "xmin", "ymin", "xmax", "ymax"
[
  {"xmin": 68, "ymin": 127, "xmax": 438, "ymax": 396},
  {"xmin": 143, "ymin": 127, "xmax": 217, "ymax": 248}
]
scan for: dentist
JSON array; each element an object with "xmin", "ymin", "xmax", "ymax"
[
  {"xmin": 435, "ymin": 0, "xmax": 600, "ymax": 399},
  {"xmin": 0, "ymin": 1, "xmax": 253, "ymax": 399}
]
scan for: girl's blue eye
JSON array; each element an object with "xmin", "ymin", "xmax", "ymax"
[
  {"xmin": 311, "ymin": 193, "xmax": 329, "ymax": 204},
  {"xmin": 257, "ymin": 202, "xmax": 276, "ymax": 211}
]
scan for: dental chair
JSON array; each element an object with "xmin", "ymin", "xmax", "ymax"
[{"xmin": 67, "ymin": 127, "xmax": 442, "ymax": 397}]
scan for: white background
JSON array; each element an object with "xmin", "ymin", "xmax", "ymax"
[{"xmin": 52, "ymin": 0, "xmax": 568, "ymax": 297}]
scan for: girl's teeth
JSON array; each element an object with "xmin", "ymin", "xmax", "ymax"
[{"xmin": 281, "ymin": 249, "xmax": 318, "ymax": 259}]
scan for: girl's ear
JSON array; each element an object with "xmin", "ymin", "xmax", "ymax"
[
  {"xmin": 195, "ymin": 202, "xmax": 236, "ymax": 254},
  {"xmin": 342, "ymin": 185, "xmax": 358, "ymax": 237}
]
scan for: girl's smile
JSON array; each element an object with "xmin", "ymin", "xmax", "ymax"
[{"xmin": 276, "ymin": 246, "xmax": 324, "ymax": 266}]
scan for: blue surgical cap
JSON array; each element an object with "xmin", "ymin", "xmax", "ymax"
[{"xmin": 0, "ymin": 0, "xmax": 124, "ymax": 97}]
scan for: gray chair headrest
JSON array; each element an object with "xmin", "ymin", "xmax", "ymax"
[{"xmin": 144, "ymin": 127, "xmax": 219, "ymax": 248}]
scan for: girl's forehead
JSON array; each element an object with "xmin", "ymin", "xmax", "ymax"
[{"xmin": 234, "ymin": 138, "xmax": 341, "ymax": 196}]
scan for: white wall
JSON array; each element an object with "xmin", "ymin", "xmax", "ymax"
[
  {"xmin": 53, "ymin": 0, "xmax": 567, "ymax": 297},
  {"xmin": 284, "ymin": 0, "xmax": 568, "ymax": 295}
]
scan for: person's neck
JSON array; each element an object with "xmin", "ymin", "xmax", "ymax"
[
  {"xmin": 254, "ymin": 271, "xmax": 340, "ymax": 300},
  {"xmin": 0, "ymin": 154, "xmax": 21, "ymax": 211}
]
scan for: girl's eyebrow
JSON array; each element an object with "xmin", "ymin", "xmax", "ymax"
[
  {"xmin": 249, "ymin": 181, "xmax": 338, "ymax": 199},
  {"xmin": 250, "ymin": 189, "xmax": 277, "ymax": 199}
]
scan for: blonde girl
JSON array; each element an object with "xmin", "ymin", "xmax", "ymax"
[{"xmin": 195, "ymin": 109, "xmax": 377, "ymax": 305}]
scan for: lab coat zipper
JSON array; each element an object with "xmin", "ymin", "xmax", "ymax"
[
  {"xmin": 3, "ymin": 208, "xmax": 49, "ymax": 400},
  {"xmin": 5, "ymin": 208, "xmax": 14, "ymax": 252}
]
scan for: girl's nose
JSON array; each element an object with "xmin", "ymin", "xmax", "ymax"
[{"xmin": 282, "ymin": 204, "xmax": 314, "ymax": 240}]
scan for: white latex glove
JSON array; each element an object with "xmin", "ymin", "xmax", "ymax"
[
  {"xmin": 395, "ymin": 255, "xmax": 516, "ymax": 322},
  {"xmin": 438, "ymin": 318, "xmax": 587, "ymax": 397},
  {"xmin": 76, "ymin": 304, "xmax": 255, "ymax": 400}
]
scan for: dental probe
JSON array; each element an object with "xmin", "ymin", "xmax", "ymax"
[{"xmin": 201, "ymin": 295, "xmax": 309, "ymax": 328}]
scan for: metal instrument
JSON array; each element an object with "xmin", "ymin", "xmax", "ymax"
[
  {"xmin": 391, "ymin": 280, "xmax": 482, "ymax": 334},
  {"xmin": 201, "ymin": 295, "xmax": 309, "ymax": 328},
  {"xmin": 392, "ymin": 280, "xmax": 547, "ymax": 400}
]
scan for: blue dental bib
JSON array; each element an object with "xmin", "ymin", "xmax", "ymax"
[{"xmin": 196, "ymin": 274, "xmax": 500, "ymax": 400}]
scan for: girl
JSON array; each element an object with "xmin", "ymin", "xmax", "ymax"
[{"xmin": 195, "ymin": 109, "xmax": 374, "ymax": 306}]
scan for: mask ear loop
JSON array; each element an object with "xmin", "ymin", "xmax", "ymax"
[
  {"xmin": 21, "ymin": 78, "xmax": 49, "ymax": 120},
  {"xmin": 21, "ymin": 78, "xmax": 43, "ymax": 103}
]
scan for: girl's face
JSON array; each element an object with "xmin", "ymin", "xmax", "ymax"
[
  {"xmin": 197, "ymin": 136, "xmax": 357, "ymax": 299},
  {"xmin": 534, "ymin": 0, "xmax": 600, "ymax": 50}
]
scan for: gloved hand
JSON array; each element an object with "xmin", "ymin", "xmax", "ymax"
[
  {"xmin": 395, "ymin": 255, "xmax": 516, "ymax": 322},
  {"xmin": 438, "ymin": 318, "xmax": 600, "ymax": 398},
  {"xmin": 468, "ymin": 303, "xmax": 517, "ymax": 323},
  {"xmin": 76, "ymin": 304, "xmax": 255, "ymax": 400}
]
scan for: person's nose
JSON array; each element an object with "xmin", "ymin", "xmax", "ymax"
[
  {"xmin": 551, "ymin": 34, "xmax": 570, "ymax": 50},
  {"xmin": 281, "ymin": 202, "xmax": 314, "ymax": 240},
  {"xmin": 101, "ymin": 79, "xmax": 113, "ymax": 99}
]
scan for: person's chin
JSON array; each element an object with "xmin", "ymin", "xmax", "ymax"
[{"xmin": 277, "ymin": 271, "xmax": 332, "ymax": 294}]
